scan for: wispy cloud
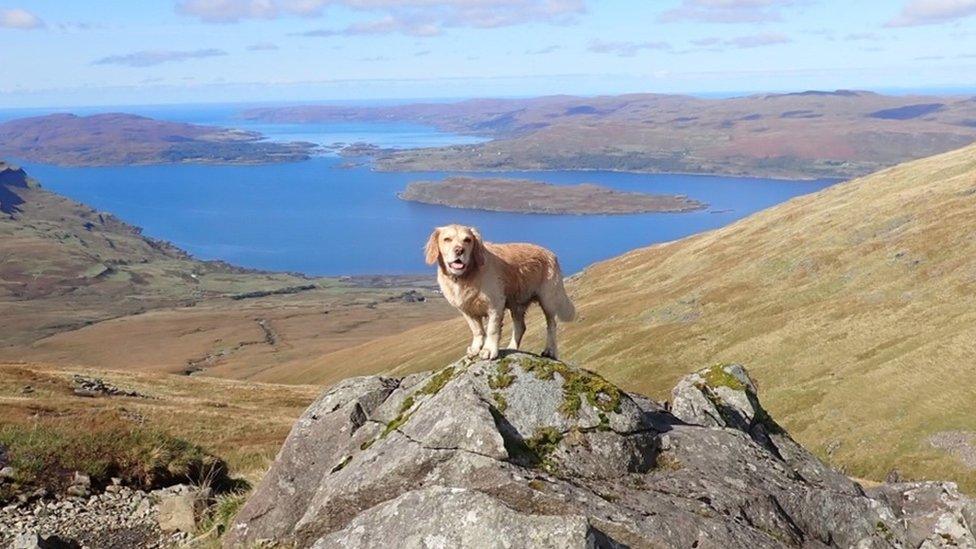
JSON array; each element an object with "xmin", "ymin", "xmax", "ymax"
[
  {"xmin": 843, "ymin": 32, "xmax": 881, "ymax": 41},
  {"xmin": 94, "ymin": 48, "xmax": 228, "ymax": 67},
  {"xmin": 178, "ymin": 0, "xmax": 586, "ymax": 36},
  {"xmin": 588, "ymin": 39, "xmax": 672, "ymax": 57},
  {"xmin": 887, "ymin": 0, "xmax": 976, "ymax": 27},
  {"xmin": 658, "ymin": 0, "xmax": 796, "ymax": 24},
  {"xmin": 676, "ymin": 32, "xmax": 790, "ymax": 53},
  {"xmin": 526, "ymin": 45, "xmax": 562, "ymax": 54},
  {"xmin": 299, "ymin": 15, "xmax": 442, "ymax": 37},
  {"xmin": 0, "ymin": 7, "xmax": 44, "ymax": 29},
  {"xmin": 55, "ymin": 21, "xmax": 108, "ymax": 32},
  {"xmin": 247, "ymin": 41, "xmax": 279, "ymax": 51},
  {"xmin": 726, "ymin": 32, "xmax": 791, "ymax": 48}
]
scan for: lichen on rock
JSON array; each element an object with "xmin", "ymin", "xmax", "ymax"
[{"xmin": 226, "ymin": 353, "xmax": 976, "ymax": 548}]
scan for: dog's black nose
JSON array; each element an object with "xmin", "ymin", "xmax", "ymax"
[{"xmin": 453, "ymin": 247, "xmax": 464, "ymax": 255}]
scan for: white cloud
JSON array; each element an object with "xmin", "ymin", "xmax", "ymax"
[
  {"xmin": 177, "ymin": 0, "xmax": 586, "ymax": 33},
  {"xmin": 887, "ymin": 0, "xmax": 976, "ymax": 26},
  {"xmin": 0, "ymin": 8, "xmax": 44, "ymax": 29},
  {"xmin": 659, "ymin": 0, "xmax": 795, "ymax": 23}
]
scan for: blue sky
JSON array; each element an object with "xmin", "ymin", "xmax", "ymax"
[{"xmin": 1, "ymin": 1, "xmax": 974, "ymax": 107}]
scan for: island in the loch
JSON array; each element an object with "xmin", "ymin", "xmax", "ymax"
[
  {"xmin": 0, "ymin": 113, "xmax": 318, "ymax": 166},
  {"xmin": 398, "ymin": 176, "xmax": 707, "ymax": 214}
]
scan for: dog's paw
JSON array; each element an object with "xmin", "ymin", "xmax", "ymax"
[
  {"xmin": 541, "ymin": 348, "xmax": 557, "ymax": 360},
  {"xmin": 466, "ymin": 345, "xmax": 481, "ymax": 357},
  {"xmin": 479, "ymin": 347, "xmax": 499, "ymax": 360}
]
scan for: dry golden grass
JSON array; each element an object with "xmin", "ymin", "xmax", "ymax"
[
  {"xmin": 0, "ymin": 362, "xmax": 319, "ymax": 484},
  {"xmin": 8, "ymin": 285, "xmax": 451, "ymax": 382},
  {"xmin": 316, "ymin": 143, "xmax": 976, "ymax": 491}
]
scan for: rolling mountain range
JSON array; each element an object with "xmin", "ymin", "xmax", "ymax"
[{"xmin": 244, "ymin": 90, "xmax": 976, "ymax": 179}]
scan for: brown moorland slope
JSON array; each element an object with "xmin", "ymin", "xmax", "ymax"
[
  {"xmin": 0, "ymin": 361, "xmax": 319, "ymax": 483},
  {"xmin": 291, "ymin": 143, "xmax": 976, "ymax": 490},
  {"xmin": 244, "ymin": 90, "xmax": 976, "ymax": 179}
]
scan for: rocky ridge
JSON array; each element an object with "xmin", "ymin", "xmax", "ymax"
[{"xmin": 227, "ymin": 353, "xmax": 976, "ymax": 548}]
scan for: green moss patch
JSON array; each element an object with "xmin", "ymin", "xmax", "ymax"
[
  {"xmin": 380, "ymin": 411, "xmax": 411, "ymax": 439},
  {"xmin": 398, "ymin": 395, "xmax": 416, "ymax": 415},
  {"xmin": 492, "ymin": 392, "xmax": 508, "ymax": 412},
  {"xmin": 488, "ymin": 361, "xmax": 515, "ymax": 390},
  {"xmin": 561, "ymin": 371, "xmax": 622, "ymax": 418},
  {"xmin": 525, "ymin": 427, "xmax": 563, "ymax": 470},
  {"xmin": 419, "ymin": 366, "xmax": 456, "ymax": 396},
  {"xmin": 375, "ymin": 366, "xmax": 459, "ymax": 443},
  {"xmin": 701, "ymin": 363, "xmax": 747, "ymax": 391},
  {"xmin": 511, "ymin": 355, "xmax": 622, "ymax": 419}
]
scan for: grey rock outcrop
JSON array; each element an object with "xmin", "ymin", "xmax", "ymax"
[{"xmin": 227, "ymin": 355, "xmax": 976, "ymax": 548}]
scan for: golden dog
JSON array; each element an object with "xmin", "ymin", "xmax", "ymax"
[{"xmin": 425, "ymin": 224, "xmax": 575, "ymax": 360}]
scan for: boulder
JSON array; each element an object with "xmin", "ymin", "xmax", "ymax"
[
  {"xmin": 157, "ymin": 485, "xmax": 210, "ymax": 534},
  {"xmin": 227, "ymin": 353, "xmax": 976, "ymax": 548}
]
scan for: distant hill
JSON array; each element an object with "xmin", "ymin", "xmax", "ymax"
[
  {"xmin": 244, "ymin": 91, "xmax": 976, "ymax": 179},
  {"xmin": 293, "ymin": 142, "xmax": 976, "ymax": 491},
  {"xmin": 0, "ymin": 113, "xmax": 316, "ymax": 166}
]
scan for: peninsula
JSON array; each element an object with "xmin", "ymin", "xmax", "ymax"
[
  {"xmin": 398, "ymin": 176, "xmax": 706, "ymax": 214},
  {"xmin": 0, "ymin": 113, "xmax": 317, "ymax": 167}
]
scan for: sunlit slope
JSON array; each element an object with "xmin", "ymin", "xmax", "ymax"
[{"xmin": 308, "ymin": 143, "xmax": 976, "ymax": 489}]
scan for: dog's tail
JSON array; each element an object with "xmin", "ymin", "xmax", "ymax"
[{"xmin": 552, "ymin": 264, "xmax": 576, "ymax": 322}]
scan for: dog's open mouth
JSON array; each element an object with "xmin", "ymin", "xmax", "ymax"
[{"xmin": 449, "ymin": 259, "xmax": 466, "ymax": 271}]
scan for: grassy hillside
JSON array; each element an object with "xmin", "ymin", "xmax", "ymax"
[
  {"xmin": 0, "ymin": 162, "xmax": 452, "ymax": 379},
  {"xmin": 313, "ymin": 143, "xmax": 976, "ymax": 490},
  {"xmin": 0, "ymin": 362, "xmax": 319, "ymax": 485}
]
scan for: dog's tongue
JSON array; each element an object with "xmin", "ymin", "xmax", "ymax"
[{"xmin": 450, "ymin": 260, "xmax": 465, "ymax": 269}]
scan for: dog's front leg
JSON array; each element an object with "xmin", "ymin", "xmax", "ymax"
[
  {"xmin": 463, "ymin": 313, "xmax": 485, "ymax": 357},
  {"xmin": 479, "ymin": 307, "xmax": 503, "ymax": 360}
]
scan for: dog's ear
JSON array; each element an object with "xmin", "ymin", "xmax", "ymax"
[
  {"xmin": 470, "ymin": 227, "xmax": 486, "ymax": 268},
  {"xmin": 424, "ymin": 228, "xmax": 441, "ymax": 265}
]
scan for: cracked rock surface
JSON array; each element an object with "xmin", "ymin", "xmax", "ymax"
[{"xmin": 226, "ymin": 355, "xmax": 976, "ymax": 548}]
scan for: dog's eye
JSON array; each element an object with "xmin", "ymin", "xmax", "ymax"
[
  {"xmin": 463, "ymin": 237, "xmax": 472, "ymax": 243},
  {"xmin": 443, "ymin": 237, "xmax": 452, "ymax": 242}
]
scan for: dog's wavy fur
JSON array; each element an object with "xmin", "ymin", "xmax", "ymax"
[{"xmin": 425, "ymin": 224, "xmax": 575, "ymax": 360}]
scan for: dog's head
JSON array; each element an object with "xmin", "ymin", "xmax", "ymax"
[{"xmin": 425, "ymin": 224, "xmax": 485, "ymax": 277}]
